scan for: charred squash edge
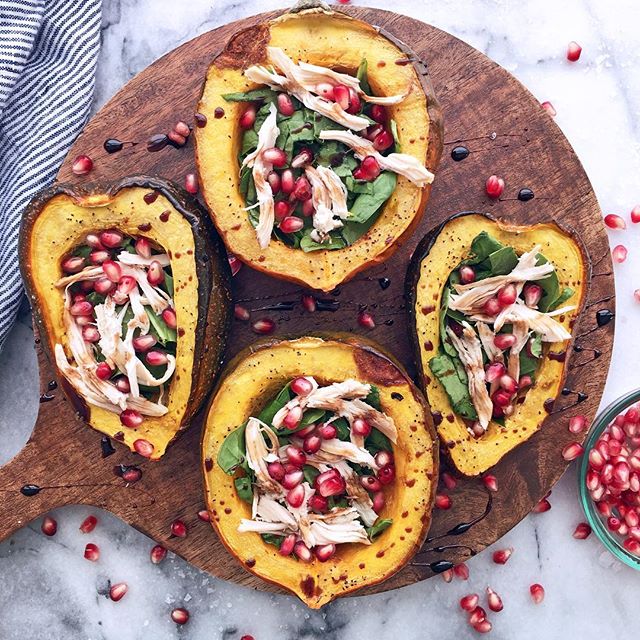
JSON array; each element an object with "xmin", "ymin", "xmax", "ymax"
[
  {"xmin": 405, "ymin": 211, "xmax": 592, "ymax": 475},
  {"xmin": 19, "ymin": 175, "xmax": 233, "ymax": 448}
]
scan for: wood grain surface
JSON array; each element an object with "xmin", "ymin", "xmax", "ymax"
[{"xmin": 0, "ymin": 6, "xmax": 615, "ymax": 600}]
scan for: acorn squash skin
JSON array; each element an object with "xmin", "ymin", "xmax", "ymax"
[
  {"xmin": 201, "ymin": 334, "xmax": 438, "ymax": 608},
  {"xmin": 20, "ymin": 176, "xmax": 233, "ymax": 459},
  {"xmin": 406, "ymin": 212, "xmax": 591, "ymax": 477},
  {"xmin": 195, "ymin": 7, "xmax": 443, "ymax": 292}
]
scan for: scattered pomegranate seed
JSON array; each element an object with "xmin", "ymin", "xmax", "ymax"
[
  {"xmin": 262, "ymin": 147, "xmax": 287, "ymax": 167},
  {"xmin": 482, "ymin": 297, "xmax": 501, "ymax": 317},
  {"xmin": 460, "ymin": 593, "xmax": 479, "ymax": 611},
  {"xmin": 523, "ymin": 283, "xmax": 543, "ymax": 307},
  {"xmin": 282, "ymin": 469, "xmax": 303, "ymax": 489},
  {"xmin": 486, "ymin": 586, "xmax": 503, "ymax": 612},
  {"xmin": 234, "ymin": 304, "xmax": 250, "ymax": 321},
  {"xmin": 283, "ymin": 407, "xmax": 303, "ymax": 431},
  {"xmin": 171, "ymin": 519, "xmax": 188, "ymax": 538},
  {"xmin": 453, "ymin": 562, "xmax": 469, "ymax": 580},
  {"xmin": 482, "ymin": 474, "xmax": 498, "ymax": 492},
  {"xmin": 604, "ymin": 213, "xmax": 626, "ymax": 229},
  {"xmin": 228, "ymin": 254, "xmax": 242, "ymax": 276},
  {"xmin": 541, "ymin": 101, "xmax": 557, "ymax": 117},
  {"xmin": 485, "ymin": 174, "xmax": 504, "ymax": 199},
  {"xmin": 147, "ymin": 260, "xmax": 165, "ymax": 285},
  {"xmin": 70, "ymin": 300, "xmax": 93, "ymax": 316},
  {"xmin": 171, "ymin": 608, "xmax": 190, "ymax": 625},
  {"xmin": 352, "ymin": 417, "xmax": 372, "ymax": 437},
  {"xmin": 357, "ymin": 310, "xmax": 375, "ymax": 329},
  {"xmin": 240, "ymin": 636, "xmax": 255, "ymax": 640},
  {"xmin": 100, "ymin": 230, "xmax": 123, "ymax": 248},
  {"xmin": 494, "ymin": 333, "xmax": 516, "ymax": 350},
  {"xmin": 316, "ymin": 468, "xmax": 347, "ymax": 497},
  {"xmin": 353, "ymin": 155, "xmax": 382, "ymax": 181},
  {"xmin": 435, "ymin": 494, "xmax": 452, "ymax": 510},
  {"xmin": 530, "ymin": 583, "xmax": 545, "ymax": 604},
  {"xmin": 301, "ymin": 294, "xmax": 316, "ymax": 312},
  {"xmin": 459, "ymin": 265, "xmax": 476, "ymax": 284},
  {"xmin": 567, "ymin": 41, "xmax": 582, "ymax": 61},
  {"xmin": 279, "ymin": 534, "xmax": 296, "ymax": 557},
  {"xmin": 315, "ymin": 81, "xmax": 335, "ymax": 99},
  {"xmin": 440, "ymin": 568, "xmax": 454, "ymax": 583},
  {"xmin": 294, "ymin": 541, "xmax": 313, "ymax": 562},
  {"xmin": 572, "ymin": 522, "xmax": 592, "ymax": 539},
  {"xmin": 497, "ymin": 283, "xmax": 517, "ymax": 307},
  {"xmin": 197, "ymin": 509, "xmax": 211, "ymax": 522},
  {"xmin": 472, "ymin": 619, "xmax": 492, "ymax": 634},
  {"xmin": 291, "ymin": 147, "xmax": 314, "ymax": 169},
  {"xmin": 372, "ymin": 491, "xmax": 385, "ymax": 512},
  {"xmin": 468, "ymin": 605, "xmax": 486, "ymax": 625},
  {"xmin": 568, "ymin": 415, "xmax": 587, "ymax": 434},
  {"xmin": 291, "ymin": 376, "xmax": 313, "ymax": 396},
  {"xmin": 84, "ymin": 543, "xmax": 100, "ymax": 562},
  {"xmin": 185, "ymin": 173, "xmax": 198, "ymax": 194},
  {"xmin": 492, "ymin": 547, "xmax": 513, "ymax": 564},
  {"xmin": 279, "ymin": 216, "xmax": 304, "ymax": 234},
  {"xmin": 318, "ymin": 423, "xmax": 337, "ymax": 440},
  {"xmin": 109, "ymin": 582, "xmax": 128, "ymax": 602},
  {"xmin": 252, "ymin": 318, "xmax": 275, "ymax": 335},
  {"xmin": 377, "ymin": 464, "xmax": 396, "ymax": 485},
  {"xmin": 120, "ymin": 409, "xmax": 143, "ymax": 429},
  {"xmin": 375, "ymin": 450, "xmax": 393, "ymax": 468},
  {"xmin": 315, "ymin": 543, "xmax": 336, "ymax": 562},
  {"xmin": 276, "ymin": 92, "xmax": 295, "ymax": 116},
  {"xmin": 133, "ymin": 439, "xmax": 154, "ymax": 458},
  {"xmin": 72, "ymin": 154, "xmax": 93, "ymax": 175},
  {"xmin": 80, "ymin": 515, "xmax": 98, "ymax": 533},
  {"xmin": 631, "ymin": 205, "xmax": 640, "ymax": 224},
  {"xmin": 150, "ymin": 544, "xmax": 167, "ymax": 564},
  {"xmin": 562, "ymin": 441, "xmax": 585, "ymax": 461},
  {"xmin": 533, "ymin": 498, "xmax": 551, "ymax": 513},
  {"xmin": 612, "ymin": 244, "xmax": 628, "ymax": 263},
  {"xmin": 239, "ymin": 107, "xmax": 256, "ymax": 130},
  {"xmin": 41, "ymin": 515, "xmax": 57, "ymax": 536},
  {"xmin": 442, "ymin": 471, "xmax": 457, "ymax": 490}
]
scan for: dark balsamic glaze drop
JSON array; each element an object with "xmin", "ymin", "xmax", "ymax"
[
  {"xmin": 254, "ymin": 301, "xmax": 295, "ymax": 312},
  {"xmin": 543, "ymin": 398, "xmax": 555, "ymax": 413},
  {"xmin": 147, "ymin": 134, "xmax": 169, "ymax": 152},
  {"xmin": 596, "ymin": 309, "xmax": 614, "ymax": 327},
  {"xmin": 518, "ymin": 188, "xmax": 535, "ymax": 201},
  {"xmin": 214, "ymin": 107, "xmax": 225, "ymax": 119},
  {"xmin": 48, "ymin": 380, "xmax": 57, "ymax": 391},
  {"xmin": 429, "ymin": 560, "xmax": 454, "ymax": 573},
  {"xmin": 378, "ymin": 277, "xmax": 391, "ymax": 290},
  {"xmin": 384, "ymin": 319, "xmax": 394, "ymax": 326},
  {"xmin": 316, "ymin": 299, "xmax": 340, "ymax": 312},
  {"xmin": 194, "ymin": 112, "xmax": 208, "ymax": 127},
  {"xmin": 20, "ymin": 484, "xmax": 41, "ymax": 496},
  {"xmin": 39, "ymin": 393, "xmax": 54, "ymax": 403},
  {"xmin": 104, "ymin": 138, "xmax": 124, "ymax": 153},
  {"xmin": 391, "ymin": 392, "xmax": 404, "ymax": 401},
  {"xmin": 101, "ymin": 436, "xmax": 116, "ymax": 458},
  {"xmin": 451, "ymin": 146, "xmax": 469, "ymax": 161}
]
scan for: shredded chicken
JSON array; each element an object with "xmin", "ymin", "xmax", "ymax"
[
  {"xmin": 493, "ymin": 301, "xmax": 574, "ymax": 342},
  {"xmin": 304, "ymin": 507, "xmax": 371, "ymax": 546},
  {"xmin": 332, "ymin": 460, "xmax": 378, "ymax": 527},
  {"xmin": 117, "ymin": 252, "xmax": 170, "ymax": 268},
  {"xmin": 507, "ymin": 320, "xmax": 530, "ymax": 382},
  {"xmin": 241, "ymin": 103, "xmax": 279, "ymax": 248},
  {"xmin": 238, "ymin": 493, "xmax": 297, "ymax": 535},
  {"xmin": 305, "ymin": 165, "xmax": 350, "ymax": 243},
  {"xmin": 55, "ymin": 266, "xmax": 104, "ymax": 288},
  {"xmin": 446, "ymin": 323, "xmax": 493, "ymax": 430},
  {"xmin": 318, "ymin": 129, "xmax": 434, "ymax": 187},
  {"xmin": 244, "ymin": 418, "xmax": 282, "ymax": 495},
  {"xmin": 449, "ymin": 246, "xmax": 554, "ymax": 313},
  {"xmin": 477, "ymin": 321, "xmax": 503, "ymax": 364}
]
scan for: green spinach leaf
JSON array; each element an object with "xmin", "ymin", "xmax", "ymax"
[
  {"xmin": 367, "ymin": 518, "xmax": 392, "ymax": 540},
  {"xmin": 348, "ymin": 172, "xmax": 396, "ymax": 223},
  {"xmin": 258, "ymin": 383, "xmax": 293, "ymax": 426},
  {"xmin": 223, "ymin": 88, "xmax": 278, "ymax": 102},
  {"xmin": 217, "ymin": 423, "xmax": 247, "ymax": 475},
  {"xmin": 234, "ymin": 476, "xmax": 253, "ymax": 504},
  {"xmin": 429, "ymin": 354, "xmax": 477, "ymax": 420},
  {"xmin": 357, "ymin": 58, "xmax": 371, "ymax": 95},
  {"xmin": 261, "ymin": 533, "xmax": 284, "ymax": 549}
]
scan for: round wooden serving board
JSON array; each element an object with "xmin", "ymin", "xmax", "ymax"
[{"xmin": 0, "ymin": 6, "xmax": 615, "ymax": 600}]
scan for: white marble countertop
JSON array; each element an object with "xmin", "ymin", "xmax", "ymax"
[{"xmin": 1, "ymin": 0, "xmax": 639, "ymax": 638}]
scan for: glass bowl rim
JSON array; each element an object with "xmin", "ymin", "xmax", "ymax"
[{"xmin": 578, "ymin": 387, "xmax": 640, "ymax": 571}]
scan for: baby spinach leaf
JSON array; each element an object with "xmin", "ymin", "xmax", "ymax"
[
  {"xmin": 303, "ymin": 465, "xmax": 320, "ymax": 485},
  {"xmin": 234, "ymin": 476, "xmax": 253, "ymax": 504},
  {"xmin": 300, "ymin": 233, "xmax": 347, "ymax": 252},
  {"xmin": 217, "ymin": 423, "xmax": 247, "ymax": 475},
  {"xmin": 332, "ymin": 418, "xmax": 351, "ymax": 441},
  {"xmin": 550, "ymin": 286, "xmax": 574, "ymax": 310},
  {"xmin": 486, "ymin": 246, "xmax": 518, "ymax": 275},
  {"xmin": 261, "ymin": 533, "xmax": 284, "ymax": 548},
  {"xmin": 429, "ymin": 354, "xmax": 478, "ymax": 420},
  {"xmin": 86, "ymin": 291, "xmax": 106, "ymax": 307},
  {"xmin": 340, "ymin": 217, "xmax": 377, "ymax": 245},
  {"xmin": 529, "ymin": 333, "xmax": 543, "ymax": 358},
  {"xmin": 348, "ymin": 172, "xmax": 397, "ymax": 223},
  {"xmin": 365, "ymin": 385, "xmax": 381, "ymax": 410},
  {"xmin": 463, "ymin": 232, "xmax": 505, "ymax": 265},
  {"xmin": 223, "ymin": 88, "xmax": 278, "ymax": 102},
  {"xmin": 258, "ymin": 383, "xmax": 293, "ymax": 426},
  {"xmin": 389, "ymin": 119, "xmax": 400, "ymax": 151},
  {"xmin": 438, "ymin": 288, "xmax": 459, "ymax": 359},
  {"xmin": 365, "ymin": 429, "xmax": 391, "ymax": 454},
  {"xmin": 367, "ymin": 518, "xmax": 392, "ymax": 540},
  {"xmin": 519, "ymin": 350, "xmax": 539, "ymax": 378},
  {"xmin": 357, "ymin": 58, "xmax": 371, "ymax": 95},
  {"xmin": 147, "ymin": 306, "xmax": 177, "ymax": 345},
  {"xmin": 300, "ymin": 408, "xmax": 326, "ymax": 427}
]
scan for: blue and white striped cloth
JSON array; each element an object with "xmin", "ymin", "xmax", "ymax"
[{"xmin": 0, "ymin": 0, "xmax": 102, "ymax": 351}]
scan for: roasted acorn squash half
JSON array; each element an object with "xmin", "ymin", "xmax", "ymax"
[
  {"xmin": 20, "ymin": 176, "xmax": 232, "ymax": 460},
  {"xmin": 202, "ymin": 335, "xmax": 438, "ymax": 608},
  {"xmin": 195, "ymin": 6, "xmax": 443, "ymax": 292},
  {"xmin": 407, "ymin": 213, "xmax": 589, "ymax": 476}
]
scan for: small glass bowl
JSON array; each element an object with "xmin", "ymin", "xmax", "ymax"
[{"xmin": 578, "ymin": 388, "xmax": 640, "ymax": 571}]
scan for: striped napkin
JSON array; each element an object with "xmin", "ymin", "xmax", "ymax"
[{"xmin": 0, "ymin": 0, "xmax": 102, "ymax": 351}]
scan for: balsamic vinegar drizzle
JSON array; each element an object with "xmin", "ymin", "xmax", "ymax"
[
  {"xmin": 101, "ymin": 436, "xmax": 116, "ymax": 458},
  {"xmin": 426, "ymin": 490, "xmax": 493, "ymax": 542},
  {"xmin": 596, "ymin": 309, "xmax": 614, "ymax": 327},
  {"xmin": 450, "ymin": 145, "xmax": 469, "ymax": 161},
  {"xmin": 517, "ymin": 187, "xmax": 535, "ymax": 201}
]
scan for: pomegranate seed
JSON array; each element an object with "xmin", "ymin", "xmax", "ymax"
[
  {"xmin": 435, "ymin": 494, "xmax": 452, "ymax": 509},
  {"xmin": 530, "ymin": 583, "xmax": 545, "ymax": 604},
  {"xmin": 279, "ymin": 533, "xmax": 296, "ymax": 556},
  {"xmin": 147, "ymin": 260, "xmax": 165, "ymax": 285},
  {"xmin": 86, "ymin": 233, "xmax": 104, "ymax": 249},
  {"xmin": 133, "ymin": 439, "xmax": 154, "ymax": 458},
  {"xmin": 468, "ymin": 606, "xmax": 485, "ymax": 625},
  {"xmin": 301, "ymin": 293, "xmax": 316, "ymax": 312},
  {"xmin": 267, "ymin": 171, "xmax": 282, "ymax": 194},
  {"xmin": 562, "ymin": 442, "xmax": 584, "ymax": 461},
  {"xmin": 308, "ymin": 494, "xmax": 329, "ymax": 513},
  {"xmin": 318, "ymin": 423, "xmax": 337, "ymax": 440},
  {"xmin": 499, "ymin": 374, "xmax": 518, "ymax": 394},
  {"xmin": 472, "ymin": 620, "xmax": 492, "ymax": 634},
  {"xmin": 161, "ymin": 307, "xmax": 177, "ymax": 329},
  {"xmin": 373, "ymin": 129, "xmax": 393, "ymax": 151},
  {"xmin": 604, "ymin": 213, "xmax": 626, "ymax": 230},
  {"xmin": 101, "ymin": 260, "xmax": 122, "ymax": 283},
  {"xmin": 267, "ymin": 461, "xmax": 286, "ymax": 482},
  {"xmin": 291, "ymin": 147, "xmax": 314, "ymax": 169},
  {"xmin": 240, "ymin": 636, "xmax": 255, "ymax": 640},
  {"xmin": 624, "ymin": 538, "xmax": 640, "ymax": 554},
  {"xmin": 612, "ymin": 244, "xmax": 628, "ymax": 263},
  {"xmin": 274, "ymin": 200, "xmax": 292, "ymax": 221},
  {"xmin": 614, "ymin": 461, "xmax": 631, "ymax": 484},
  {"xmin": 485, "ymin": 362, "xmax": 506, "ymax": 384},
  {"xmin": 485, "ymin": 175, "xmax": 504, "ymax": 199},
  {"xmin": 109, "ymin": 582, "xmax": 128, "ymax": 602},
  {"xmin": 482, "ymin": 297, "xmax": 501, "ymax": 317},
  {"xmin": 146, "ymin": 350, "xmax": 168, "ymax": 367},
  {"xmin": 276, "ymin": 92, "xmax": 295, "ymax": 116},
  {"xmin": 296, "ymin": 423, "xmax": 317, "ymax": 439},
  {"xmin": 589, "ymin": 447, "xmax": 606, "ymax": 470},
  {"xmin": 292, "ymin": 176, "xmax": 312, "ymax": 201},
  {"xmin": 234, "ymin": 304, "xmax": 250, "ymax": 321},
  {"xmin": 252, "ymin": 318, "xmax": 275, "ymax": 335},
  {"xmin": 333, "ymin": 84, "xmax": 350, "ymax": 110},
  {"xmin": 117, "ymin": 276, "xmax": 137, "ymax": 297},
  {"xmin": 567, "ymin": 41, "xmax": 582, "ymax": 61},
  {"xmin": 41, "ymin": 515, "xmax": 57, "ymax": 536},
  {"xmin": 492, "ymin": 389, "xmax": 512, "ymax": 408},
  {"xmin": 228, "ymin": 254, "xmax": 242, "ymax": 276},
  {"xmin": 352, "ymin": 418, "xmax": 372, "ymax": 437},
  {"xmin": 171, "ymin": 519, "xmax": 188, "ymax": 538},
  {"xmin": 569, "ymin": 415, "xmax": 587, "ymax": 434},
  {"xmin": 303, "ymin": 435, "xmax": 322, "ymax": 454},
  {"xmin": 631, "ymin": 205, "xmax": 640, "ymax": 224},
  {"xmin": 287, "ymin": 485, "xmax": 305, "ymax": 508},
  {"xmin": 150, "ymin": 544, "xmax": 167, "ymax": 564},
  {"xmin": 80, "ymin": 515, "xmax": 98, "ymax": 533},
  {"xmin": 441, "ymin": 471, "xmax": 458, "ymax": 490},
  {"xmin": 460, "ymin": 594, "xmax": 479, "ymax": 612},
  {"xmin": 486, "ymin": 587, "xmax": 503, "ymax": 612},
  {"xmin": 315, "ymin": 82, "xmax": 335, "ymax": 99},
  {"xmin": 171, "ymin": 608, "xmax": 189, "ymax": 625},
  {"xmin": 294, "ymin": 541, "xmax": 312, "ymax": 562},
  {"xmin": 239, "ymin": 107, "xmax": 256, "ymax": 129},
  {"xmin": 358, "ymin": 310, "xmax": 375, "ymax": 329},
  {"xmin": 262, "ymin": 147, "xmax": 287, "ymax": 167},
  {"xmin": 364, "ymin": 123, "xmax": 384, "ymax": 142},
  {"xmin": 280, "ymin": 169, "xmax": 295, "ymax": 194},
  {"xmin": 72, "ymin": 154, "xmax": 93, "ymax": 175},
  {"xmin": 315, "ymin": 544, "xmax": 336, "ymax": 562},
  {"xmin": 370, "ymin": 105, "xmax": 388, "ymax": 123},
  {"xmin": 361, "ymin": 475, "xmax": 382, "ymax": 493},
  {"xmin": 497, "ymin": 283, "xmax": 517, "ymax": 307},
  {"xmin": 96, "ymin": 363, "xmax": 113, "ymax": 383},
  {"xmin": 596, "ymin": 501, "xmax": 613, "ymax": 517},
  {"xmin": 353, "ymin": 155, "xmax": 382, "ymax": 181},
  {"xmin": 316, "ymin": 469, "xmax": 347, "ymax": 497},
  {"xmin": 482, "ymin": 474, "xmax": 498, "ymax": 492},
  {"xmin": 586, "ymin": 469, "xmax": 601, "ymax": 491},
  {"xmin": 291, "ymin": 376, "xmax": 313, "ymax": 396},
  {"xmin": 62, "ymin": 256, "xmax": 86, "ymax": 273},
  {"xmin": 70, "ymin": 300, "xmax": 93, "ymax": 316},
  {"xmin": 523, "ymin": 283, "xmax": 542, "ymax": 308},
  {"xmin": 82, "ymin": 325, "xmax": 100, "ymax": 343},
  {"xmin": 377, "ymin": 464, "xmax": 396, "ymax": 485},
  {"xmin": 541, "ymin": 100, "xmax": 557, "ymax": 116},
  {"xmin": 174, "ymin": 121, "xmax": 190, "ymax": 138},
  {"xmin": 345, "ymin": 88, "xmax": 361, "ymax": 115},
  {"xmin": 533, "ymin": 498, "xmax": 551, "ymax": 513},
  {"xmin": 120, "ymin": 409, "xmax": 143, "ymax": 428},
  {"xmin": 492, "ymin": 547, "xmax": 513, "ymax": 564},
  {"xmin": 375, "ymin": 450, "xmax": 393, "ymax": 467},
  {"xmin": 100, "ymin": 230, "xmax": 123, "ymax": 248},
  {"xmin": 519, "ymin": 375, "xmax": 533, "ymax": 389},
  {"xmin": 372, "ymin": 491, "xmax": 385, "ymax": 512},
  {"xmin": 279, "ymin": 216, "xmax": 304, "ymax": 234},
  {"xmin": 441, "ymin": 569, "xmax": 454, "ymax": 583},
  {"xmin": 494, "ymin": 333, "xmax": 516, "ymax": 350},
  {"xmin": 459, "ymin": 265, "xmax": 476, "ymax": 284},
  {"xmin": 626, "ymin": 510, "xmax": 640, "ymax": 527},
  {"xmin": 114, "ymin": 377, "xmax": 131, "ymax": 394},
  {"xmin": 135, "ymin": 237, "xmax": 152, "ymax": 259},
  {"xmin": 197, "ymin": 509, "xmax": 211, "ymax": 522},
  {"xmin": 132, "ymin": 334, "xmax": 157, "ymax": 352},
  {"xmin": 93, "ymin": 277, "xmax": 114, "ymax": 295},
  {"xmin": 284, "ymin": 407, "xmax": 303, "ymax": 431},
  {"xmin": 282, "ymin": 470, "xmax": 304, "ymax": 490},
  {"xmin": 84, "ymin": 543, "xmax": 100, "ymax": 562}
]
